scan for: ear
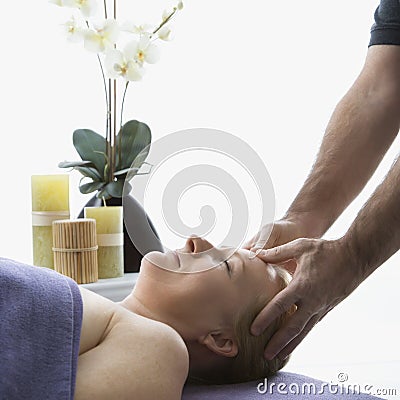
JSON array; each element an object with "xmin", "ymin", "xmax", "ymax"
[{"xmin": 200, "ymin": 330, "xmax": 238, "ymax": 358}]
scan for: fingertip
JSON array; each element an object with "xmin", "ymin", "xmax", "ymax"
[
  {"xmin": 248, "ymin": 251, "xmax": 257, "ymax": 260},
  {"xmin": 249, "ymin": 247, "xmax": 263, "ymax": 255},
  {"xmin": 242, "ymin": 242, "xmax": 251, "ymax": 250}
]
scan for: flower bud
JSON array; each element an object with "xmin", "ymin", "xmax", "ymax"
[{"xmin": 157, "ymin": 25, "xmax": 172, "ymax": 41}]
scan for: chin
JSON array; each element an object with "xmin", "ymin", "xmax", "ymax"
[
  {"xmin": 140, "ymin": 251, "xmax": 161, "ymax": 273},
  {"xmin": 142, "ymin": 250, "xmax": 182, "ymax": 273},
  {"xmin": 139, "ymin": 251, "xmax": 178, "ymax": 279}
]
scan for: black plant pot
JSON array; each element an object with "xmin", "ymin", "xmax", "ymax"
[{"xmin": 78, "ymin": 195, "xmax": 164, "ymax": 272}]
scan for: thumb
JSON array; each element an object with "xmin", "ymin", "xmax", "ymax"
[
  {"xmin": 252, "ymin": 242, "xmax": 298, "ymax": 264},
  {"xmin": 250, "ymin": 230, "xmax": 277, "ymax": 252}
]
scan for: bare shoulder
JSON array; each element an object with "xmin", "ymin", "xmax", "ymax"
[
  {"xmin": 122, "ymin": 313, "xmax": 190, "ymax": 400},
  {"xmin": 75, "ymin": 293, "xmax": 189, "ymax": 400},
  {"xmin": 78, "ymin": 287, "xmax": 121, "ymax": 355}
]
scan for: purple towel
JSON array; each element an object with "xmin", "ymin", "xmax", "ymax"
[
  {"xmin": 0, "ymin": 258, "xmax": 83, "ymax": 400},
  {"xmin": 183, "ymin": 372, "xmax": 384, "ymax": 399}
]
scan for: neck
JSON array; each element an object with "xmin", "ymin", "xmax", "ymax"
[
  {"xmin": 120, "ymin": 289, "xmax": 206, "ymax": 340},
  {"xmin": 120, "ymin": 291, "xmax": 229, "ymax": 377},
  {"xmin": 119, "ymin": 291, "xmax": 161, "ymax": 321}
]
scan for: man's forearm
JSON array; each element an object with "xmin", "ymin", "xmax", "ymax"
[
  {"xmin": 284, "ymin": 46, "xmax": 400, "ymax": 237},
  {"xmin": 341, "ymin": 154, "xmax": 400, "ymax": 278}
]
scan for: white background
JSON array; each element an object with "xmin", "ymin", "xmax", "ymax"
[{"xmin": 1, "ymin": 0, "xmax": 399, "ymax": 397}]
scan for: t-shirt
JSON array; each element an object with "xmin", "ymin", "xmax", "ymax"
[{"xmin": 369, "ymin": 0, "xmax": 400, "ymax": 46}]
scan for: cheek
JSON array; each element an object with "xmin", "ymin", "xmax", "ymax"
[
  {"xmin": 134, "ymin": 258, "xmax": 184, "ymax": 307},
  {"xmin": 186, "ymin": 273, "xmax": 239, "ymax": 316},
  {"xmin": 176, "ymin": 273, "xmax": 226, "ymax": 306},
  {"xmin": 136, "ymin": 264, "xmax": 234, "ymax": 313}
]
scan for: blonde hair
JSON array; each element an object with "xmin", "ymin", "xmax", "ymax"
[{"xmin": 188, "ymin": 265, "xmax": 292, "ymax": 385}]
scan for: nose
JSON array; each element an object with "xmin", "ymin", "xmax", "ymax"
[{"xmin": 182, "ymin": 236, "xmax": 213, "ymax": 254}]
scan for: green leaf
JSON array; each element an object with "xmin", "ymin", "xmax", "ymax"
[
  {"xmin": 103, "ymin": 164, "xmax": 110, "ymax": 182},
  {"xmin": 59, "ymin": 160, "xmax": 95, "ymax": 169},
  {"xmin": 93, "ymin": 150, "xmax": 109, "ymax": 163},
  {"xmin": 96, "ymin": 186, "xmax": 111, "ymax": 200},
  {"xmin": 75, "ymin": 166, "xmax": 103, "ymax": 181},
  {"xmin": 73, "ymin": 129, "xmax": 107, "ymax": 175},
  {"xmin": 130, "ymin": 150, "xmax": 148, "ymax": 169},
  {"xmin": 115, "ymin": 162, "xmax": 153, "ymax": 183},
  {"xmin": 106, "ymin": 180, "xmax": 125, "ymax": 198},
  {"xmin": 113, "ymin": 167, "xmax": 140, "ymax": 177},
  {"xmin": 79, "ymin": 181, "xmax": 105, "ymax": 194},
  {"xmin": 116, "ymin": 120, "xmax": 151, "ymax": 171},
  {"xmin": 95, "ymin": 180, "xmax": 132, "ymax": 199}
]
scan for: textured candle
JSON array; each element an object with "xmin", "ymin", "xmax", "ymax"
[
  {"xmin": 31, "ymin": 175, "xmax": 70, "ymax": 269},
  {"xmin": 84, "ymin": 206, "xmax": 124, "ymax": 278},
  {"xmin": 52, "ymin": 219, "xmax": 98, "ymax": 284}
]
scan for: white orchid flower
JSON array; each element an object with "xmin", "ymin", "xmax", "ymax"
[
  {"xmin": 84, "ymin": 19, "xmax": 119, "ymax": 53},
  {"xmin": 125, "ymin": 36, "xmax": 160, "ymax": 65},
  {"xmin": 62, "ymin": 0, "xmax": 97, "ymax": 18},
  {"xmin": 64, "ymin": 16, "xmax": 85, "ymax": 42},
  {"xmin": 157, "ymin": 25, "xmax": 172, "ymax": 41},
  {"xmin": 162, "ymin": 1, "xmax": 183, "ymax": 21},
  {"xmin": 105, "ymin": 48, "xmax": 144, "ymax": 81},
  {"xmin": 121, "ymin": 21, "xmax": 154, "ymax": 36}
]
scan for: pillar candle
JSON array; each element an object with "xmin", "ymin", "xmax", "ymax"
[
  {"xmin": 31, "ymin": 174, "xmax": 70, "ymax": 269},
  {"xmin": 52, "ymin": 219, "xmax": 98, "ymax": 284},
  {"xmin": 84, "ymin": 206, "xmax": 124, "ymax": 278}
]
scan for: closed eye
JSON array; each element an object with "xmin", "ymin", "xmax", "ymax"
[{"xmin": 224, "ymin": 260, "xmax": 231, "ymax": 276}]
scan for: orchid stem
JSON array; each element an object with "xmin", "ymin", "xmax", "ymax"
[
  {"xmin": 85, "ymin": 21, "xmax": 109, "ymax": 138},
  {"xmin": 120, "ymin": 82, "xmax": 129, "ymax": 128},
  {"xmin": 96, "ymin": 54, "xmax": 109, "ymax": 143},
  {"xmin": 153, "ymin": 8, "xmax": 177, "ymax": 36},
  {"xmin": 103, "ymin": 0, "xmax": 107, "ymax": 18},
  {"xmin": 111, "ymin": 0, "xmax": 117, "ymax": 178},
  {"xmin": 113, "ymin": 79, "xmax": 117, "ymax": 176},
  {"xmin": 118, "ymin": 81, "xmax": 129, "ymax": 169},
  {"xmin": 107, "ymin": 79, "xmax": 112, "ymax": 183}
]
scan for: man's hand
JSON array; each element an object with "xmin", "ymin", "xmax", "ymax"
[
  {"xmin": 250, "ymin": 237, "xmax": 364, "ymax": 361},
  {"xmin": 244, "ymin": 219, "xmax": 305, "ymax": 251},
  {"xmin": 244, "ymin": 219, "xmax": 306, "ymax": 273}
]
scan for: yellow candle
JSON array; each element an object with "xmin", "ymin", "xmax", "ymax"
[
  {"xmin": 84, "ymin": 206, "xmax": 124, "ymax": 278},
  {"xmin": 31, "ymin": 175, "xmax": 70, "ymax": 269}
]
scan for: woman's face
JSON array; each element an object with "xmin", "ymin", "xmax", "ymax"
[{"xmin": 132, "ymin": 237, "xmax": 283, "ymax": 340}]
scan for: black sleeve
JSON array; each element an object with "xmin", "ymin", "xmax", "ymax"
[{"xmin": 369, "ymin": 0, "xmax": 400, "ymax": 46}]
